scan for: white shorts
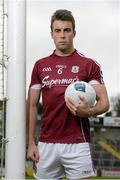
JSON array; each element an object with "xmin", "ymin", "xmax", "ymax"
[{"xmin": 35, "ymin": 142, "xmax": 96, "ymax": 179}]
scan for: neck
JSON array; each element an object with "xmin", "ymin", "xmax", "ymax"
[{"xmin": 55, "ymin": 48, "xmax": 75, "ymax": 57}]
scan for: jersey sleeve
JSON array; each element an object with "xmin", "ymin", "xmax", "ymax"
[
  {"xmin": 88, "ymin": 60, "xmax": 104, "ymax": 84},
  {"xmin": 29, "ymin": 61, "xmax": 42, "ymax": 89}
]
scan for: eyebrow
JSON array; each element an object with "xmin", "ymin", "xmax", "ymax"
[{"xmin": 54, "ymin": 28, "xmax": 72, "ymax": 31}]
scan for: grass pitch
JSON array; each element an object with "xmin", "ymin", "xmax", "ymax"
[{"xmin": 26, "ymin": 176, "xmax": 120, "ymax": 179}]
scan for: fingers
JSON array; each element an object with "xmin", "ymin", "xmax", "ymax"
[
  {"xmin": 27, "ymin": 152, "xmax": 39, "ymax": 162},
  {"xmin": 78, "ymin": 95, "xmax": 87, "ymax": 103},
  {"xmin": 27, "ymin": 147, "xmax": 40, "ymax": 163},
  {"xmin": 33, "ymin": 152, "xmax": 39, "ymax": 162},
  {"xmin": 65, "ymin": 96, "xmax": 89, "ymax": 117},
  {"xmin": 66, "ymin": 97, "xmax": 78, "ymax": 116}
]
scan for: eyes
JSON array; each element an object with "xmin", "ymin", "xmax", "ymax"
[{"xmin": 54, "ymin": 28, "xmax": 72, "ymax": 33}]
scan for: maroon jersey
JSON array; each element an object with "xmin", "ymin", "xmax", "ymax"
[{"xmin": 30, "ymin": 50, "xmax": 103, "ymax": 143}]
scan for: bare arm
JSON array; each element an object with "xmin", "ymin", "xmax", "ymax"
[
  {"xmin": 89, "ymin": 84, "xmax": 110, "ymax": 116},
  {"xmin": 27, "ymin": 88, "xmax": 41, "ymax": 162},
  {"xmin": 66, "ymin": 84, "xmax": 110, "ymax": 117}
]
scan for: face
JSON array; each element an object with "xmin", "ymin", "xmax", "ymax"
[{"xmin": 51, "ymin": 20, "xmax": 76, "ymax": 54}]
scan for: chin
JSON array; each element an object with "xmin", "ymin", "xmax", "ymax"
[{"xmin": 58, "ymin": 46, "xmax": 68, "ymax": 52}]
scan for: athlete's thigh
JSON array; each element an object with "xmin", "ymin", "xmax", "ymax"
[
  {"xmin": 61, "ymin": 143, "xmax": 96, "ymax": 179},
  {"xmin": 35, "ymin": 142, "xmax": 65, "ymax": 179}
]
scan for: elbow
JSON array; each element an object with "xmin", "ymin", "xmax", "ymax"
[
  {"xmin": 31, "ymin": 103, "xmax": 38, "ymax": 108},
  {"xmin": 30, "ymin": 100, "xmax": 39, "ymax": 109},
  {"xmin": 104, "ymin": 100, "xmax": 110, "ymax": 113}
]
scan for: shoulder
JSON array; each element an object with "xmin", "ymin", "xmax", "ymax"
[
  {"xmin": 34, "ymin": 53, "xmax": 53, "ymax": 67},
  {"xmin": 76, "ymin": 50, "xmax": 101, "ymax": 67}
]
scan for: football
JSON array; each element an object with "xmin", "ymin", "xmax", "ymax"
[{"xmin": 64, "ymin": 81, "xmax": 96, "ymax": 107}]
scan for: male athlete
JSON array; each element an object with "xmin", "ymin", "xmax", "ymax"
[{"xmin": 27, "ymin": 9, "xmax": 109, "ymax": 179}]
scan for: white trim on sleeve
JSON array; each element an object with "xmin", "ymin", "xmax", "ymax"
[
  {"xmin": 89, "ymin": 80, "xmax": 100, "ymax": 85},
  {"xmin": 30, "ymin": 84, "xmax": 42, "ymax": 90}
]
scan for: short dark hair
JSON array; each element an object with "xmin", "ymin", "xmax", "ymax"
[{"xmin": 51, "ymin": 9, "xmax": 75, "ymax": 32}]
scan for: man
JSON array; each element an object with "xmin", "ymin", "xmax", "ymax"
[{"xmin": 27, "ymin": 9, "xmax": 109, "ymax": 179}]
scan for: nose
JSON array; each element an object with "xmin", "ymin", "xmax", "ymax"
[{"xmin": 60, "ymin": 30, "xmax": 65, "ymax": 38}]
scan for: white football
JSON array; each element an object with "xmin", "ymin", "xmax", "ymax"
[{"xmin": 64, "ymin": 81, "xmax": 96, "ymax": 107}]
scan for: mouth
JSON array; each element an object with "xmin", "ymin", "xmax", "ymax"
[{"xmin": 59, "ymin": 41, "xmax": 67, "ymax": 45}]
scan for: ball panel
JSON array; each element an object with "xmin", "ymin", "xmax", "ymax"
[{"xmin": 64, "ymin": 81, "xmax": 96, "ymax": 107}]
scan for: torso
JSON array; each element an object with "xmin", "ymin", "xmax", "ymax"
[{"xmin": 30, "ymin": 50, "xmax": 103, "ymax": 143}]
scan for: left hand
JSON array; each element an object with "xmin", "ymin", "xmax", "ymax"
[{"xmin": 65, "ymin": 96, "xmax": 91, "ymax": 117}]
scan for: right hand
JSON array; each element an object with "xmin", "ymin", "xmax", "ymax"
[
  {"xmin": 27, "ymin": 143, "xmax": 40, "ymax": 162},
  {"xmin": 66, "ymin": 96, "xmax": 91, "ymax": 117}
]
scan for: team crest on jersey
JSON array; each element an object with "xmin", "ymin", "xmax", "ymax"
[{"xmin": 71, "ymin": 66, "xmax": 79, "ymax": 73}]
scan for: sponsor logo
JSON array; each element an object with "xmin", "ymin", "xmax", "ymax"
[
  {"xmin": 42, "ymin": 67, "xmax": 52, "ymax": 72},
  {"xmin": 42, "ymin": 75, "xmax": 79, "ymax": 88},
  {"xmin": 74, "ymin": 82, "xmax": 86, "ymax": 92},
  {"xmin": 82, "ymin": 169, "xmax": 92, "ymax": 175},
  {"xmin": 71, "ymin": 66, "xmax": 80, "ymax": 73}
]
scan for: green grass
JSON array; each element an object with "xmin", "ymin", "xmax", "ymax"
[
  {"xmin": 26, "ymin": 176, "xmax": 120, "ymax": 180},
  {"xmin": 92, "ymin": 177, "xmax": 120, "ymax": 179}
]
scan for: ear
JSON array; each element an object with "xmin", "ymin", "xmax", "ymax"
[
  {"xmin": 51, "ymin": 31, "xmax": 53, "ymax": 39},
  {"xmin": 73, "ymin": 30, "xmax": 76, "ymax": 37}
]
